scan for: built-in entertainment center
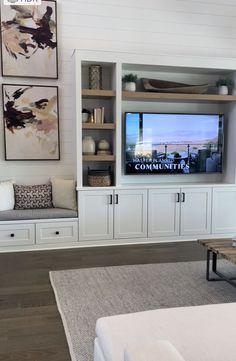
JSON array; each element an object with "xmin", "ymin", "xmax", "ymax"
[
  {"xmin": 1, "ymin": 49, "xmax": 236, "ymax": 252},
  {"xmin": 76, "ymin": 50, "xmax": 236, "ymax": 246}
]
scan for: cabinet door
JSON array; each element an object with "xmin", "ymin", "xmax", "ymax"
[
  {"xmin": 148, "ymin": 188, "xmax": 180, "ymax": 238},
  {"xmin": 212, "ymin": 187, "xmax": 236, "ymax": 234},
  {"xmin": 114, "ymin": 189, "xmax": 147, "ymax": 239},
  {"xmin": 180, "ymin": 187, "xmax": 212, "ymax": 236},
  {"xmin": 79, "ymin": 191, "xmax": 113, "ymax": 241}
]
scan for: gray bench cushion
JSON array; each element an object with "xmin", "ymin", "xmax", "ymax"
[{"xmin": 0, "ymin": 208, "xmax": 78, "ymax": 221}]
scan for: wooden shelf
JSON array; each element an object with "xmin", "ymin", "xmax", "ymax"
[
  {"xmin": 83, "ymin": 155, "xmax": 115, "ymax": 162},
  {"xmin": 82, "ymin": 123, "xmax": 115, "ymax": 130},
  {"xmin": 82, "ymin": 89, "xmax": 116, "ymax": 98},
  {"xmin": 122, "ymin": 91, "xmax": 236, "ymax": 102}
]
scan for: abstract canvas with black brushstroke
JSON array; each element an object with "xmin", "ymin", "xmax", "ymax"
[
  {"xmin": 3, "ymin": 84, "xmax": 60, "ymax": 160},
  {"xmin": 0, "ymin": 0, "xmax": 58, "ymax": 78}
]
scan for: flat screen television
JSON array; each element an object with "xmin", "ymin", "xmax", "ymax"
[{"xmin": 124, "ymin": 112, "xmax": 224, "ymax": 175}]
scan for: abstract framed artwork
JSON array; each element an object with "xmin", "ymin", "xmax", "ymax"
[
  {"xmin": 2, "ymin": 84, "xmax": 60, "ymax": 160},
  {"xmin": 0, "ymin": 0, "xmax": 58, "ymax": 78}
]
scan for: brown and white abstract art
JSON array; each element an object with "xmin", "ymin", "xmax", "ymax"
[
  {"xmin": 2, "ymin": 84, "xmax": 60, "ymax": 160},
  {"xmin": 0, "ymin": 0, "xmax": 58, "ymax": 78}
]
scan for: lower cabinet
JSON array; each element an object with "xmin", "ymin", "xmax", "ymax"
[
  {"xmin": 212, "ymin": 187, "xmax": 236, "ymax": 234},
  {"xmin": 0, "ymin": 220, "xmax": 78, "ymax": 248},
  {"xmin": 79, "ymin": 189, "xmax": 147, "ymax": 241},
  {"xmin": 36, "ymin": 221, "xmax": 78, "ymax": 244},
  {"xmin": 180, "ymin": 187, "xmax": 212, "ymax": 236},
  {"xmin": 148, "ymin": 188, "xmax": 180, "ymax": 237},
  {"xmin": 0, "ymin": 224, "xmax": 35, "ymax": 247},
  {"xmin": 148, "ymin": 187, "xmax": 212, "ymax": 238}
]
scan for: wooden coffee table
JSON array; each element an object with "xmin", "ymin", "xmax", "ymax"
[{"xmin": 199, "ymin": 239, "xmax": 236, "ymax": 288}]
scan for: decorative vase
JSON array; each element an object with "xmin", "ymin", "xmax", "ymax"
[
  {"xmin": 124, "ymin": 82, "xmax": 136, "ymax": 92},
  {"xmin": 218, "ymin": 85, "xmax": 228, "ymax": 95},
  {"xmin": 82, "ymin": 136, "xmax": 95, "ymax": 155},
  {"xmin": 82, "ymin": 113, "xmax": 89, "ymax": 123},
  {"xmin": 98, "ymin": 139, "xmax": 110, "ymax": 151},
  {"xmin": 89, "ymin": 65, "xmax": 102, "ymax": 90}
]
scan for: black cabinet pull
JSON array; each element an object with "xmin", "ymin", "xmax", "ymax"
[
  {"xmin": 109, "ymin": 194, "xmax": 113, "ymax": 205},
  {"xmin": 55, "ymin": 231, "xmax": 60, "ymax": 235},
  {"xmin": 115, "ymin": 194, "xmax": 119, "ymax": 204},
  {"xmin": 10, "ymin": 233, "xmax": 15, "ymax": 238},
  {"xmin": 182, "ymin": 193, "xmax": 186, "ymax": 203},
  {"xmin": 176, "ymin": 193, "xmax": 180, "ymax": 203}
]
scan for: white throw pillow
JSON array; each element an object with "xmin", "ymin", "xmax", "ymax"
[
  {"xmin": 51, "ymin": 179, "xmax": 77, "ymax": 210},
  {"xmin": 0, "ymin": 180, "xmax": 15, "ymax": 211}
]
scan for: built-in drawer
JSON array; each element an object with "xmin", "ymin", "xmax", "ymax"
[
  {"xmin": 0, "ymin": 224, "xmax": 35, "ymax": 247},
  {"xmin": 36, "ymin": 221, "xmax": 78, "ymax": 244}
]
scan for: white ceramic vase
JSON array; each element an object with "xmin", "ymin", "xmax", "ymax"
[
  {"xmin": 218, "ymin": 85, "xmax": 228, "ymax": 95},
  {"xmin": 82, "ymin": 136, "xmax": 95, "ymax": 155},
  {"xmin": 82, "ymin": 113, "xmax": 89, "ymax": 123},
  {"xmin": 124, "ymin": 82, "xmax": 136, "ymax": 92},
  {"xmin": 98, "ymin": 139, "xmax": 110, "ymax": 150}
]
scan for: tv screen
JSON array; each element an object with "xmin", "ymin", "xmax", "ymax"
[{"xmin": 124, "ymin": 112, "xmax": 224, "ymax": 175}]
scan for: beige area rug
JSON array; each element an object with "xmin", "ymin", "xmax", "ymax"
[{"xmin": 50, "ymin": 261, "xmax": 236, "ymax": 361}]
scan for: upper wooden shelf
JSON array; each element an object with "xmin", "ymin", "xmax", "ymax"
[
  {"xmin": 82, "ymin": 123, "xmax": 115, "ymax": 130},
  {"xmin": 82, "ymin": 89, "xmax": 116, "ymax": 98},
  {"xmin": 122, "ymin": 91, "xmax": 236, "ymax": 102}
]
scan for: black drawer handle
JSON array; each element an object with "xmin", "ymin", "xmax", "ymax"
[
  {"xmin": 10, "ymin": 233, "xmax": 15, "ymax": 238},
  {"xmin": 55, "ymin": 231, "xmax": 60, "ymax": 235}
]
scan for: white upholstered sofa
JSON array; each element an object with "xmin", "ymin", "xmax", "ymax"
[{"xmin": 94, "ymin": 302, "xmax": 236, "ymax": 361}]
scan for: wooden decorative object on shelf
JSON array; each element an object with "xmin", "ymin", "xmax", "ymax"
[{"xmin": 142, "ymin": 78, "xmax": 209, "ymax": 94}]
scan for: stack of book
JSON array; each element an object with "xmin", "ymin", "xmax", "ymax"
[{"xmin": 93, "ymin": 107, "xmax": 105, "ymax": 124}]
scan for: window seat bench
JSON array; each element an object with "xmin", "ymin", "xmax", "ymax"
[
  {"xmin": 0, "ymin": 208, "xmax": 78, "ymax": 250},
  {"xmin": 0, "ymin": 208, "xmax": 78, "ymax": 221}
]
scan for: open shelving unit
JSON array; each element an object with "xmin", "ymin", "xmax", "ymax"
[
  {"xmin": 76, "ymin": 50, "xmax": 236, "ymax": 188},
  {"xmin": 77, "ymin": 58, "xmax": 118, "ymax": 187}
]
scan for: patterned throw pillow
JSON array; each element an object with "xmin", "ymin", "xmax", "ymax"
[{"xmin": 14, "ymin": 184, "xmax": 53, "ymax": 210}]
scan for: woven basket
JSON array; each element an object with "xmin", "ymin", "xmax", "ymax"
[{"xmin": 88, "ymin": 169, "xmax": 111, "ymax": 187}]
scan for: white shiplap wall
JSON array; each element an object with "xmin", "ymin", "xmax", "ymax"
[{"xmin": 1, "ymin": 0, "xmax": 236, "ymax": 184}]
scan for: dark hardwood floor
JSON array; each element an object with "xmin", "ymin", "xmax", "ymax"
[{"xmin": 0, "ymin": 241, "xmax": 205, "ymax": 361}]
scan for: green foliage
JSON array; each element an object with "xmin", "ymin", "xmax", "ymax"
[
  {"xmin": 216, "ymin": 78, "xmax": 233, "ymax": 87},
  {"xmin": 122, "ymin": 73, "xmax": 138, "ymax": 83}
]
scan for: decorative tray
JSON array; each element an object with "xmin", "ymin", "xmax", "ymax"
[{"xmin": 141, "ymin": 78, "xmax": 209, "ymax": 94}]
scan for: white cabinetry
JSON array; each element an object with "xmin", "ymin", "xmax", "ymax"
[
  {"xmin": 148, "ymin": 188, "xmax": 180, "ymax": 237},
  {"xmin": 181, "ymin": 188, "xmax": 212, "ymax": 236},
  {"xmin": 36, "ymin": 221, "xmax": 78, "ymax": 244},
  {"xmin": 79, "ymin": 189, "xmax": 147, "ymax": 241},
  {"xmin": 0, "ymin": 224, "xmax": 35, "ymax": 247},
  {"xmin": 79, "ymin": 190, "xmax": 113, "ymax": 241},
  {"xmin": 114, "ymin": 189, "xmax": 147, "ymax": 239},
  {"xmin": 148, "ymin": 187, "xmax": 212, "ymax": 238},
  {"xmin": 212, "ymin": 187, "xmax": 236, "ymax": 234}
]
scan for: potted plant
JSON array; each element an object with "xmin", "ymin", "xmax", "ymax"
[
  {"xmin": 216, "ymin": 78, "xmax": 233, "ymax": 95},
  {"xmin": 122, "ymin": 73, "xmax": 138, "ymax": 92}
]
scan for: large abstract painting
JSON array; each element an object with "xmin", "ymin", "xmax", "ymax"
[
  {"xmin": 3, "ymin": 84, "xmax": 60, "ymax": 160},
  {"xmin": 0, "ymin": 0, "xmax": 58, "ymax": 78}
]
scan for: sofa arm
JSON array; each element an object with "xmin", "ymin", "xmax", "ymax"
[{"xmin": 124, "ymin": 340, "xmax": 186, "ymax": 361}]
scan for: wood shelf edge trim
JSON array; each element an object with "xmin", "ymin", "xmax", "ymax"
[
  {"xmin": 83, "ymin": 155, "xmax": 115, "ymax": 161},
  {"xmin": 122, "ymin": 91, "xmax": 236, "ymax": 102},
  {"xmin": 82, "ymin": 123, "xmax": 115, "ymax": 129},
  {"xmin": 82, "ymin": 89, "xmax": 116, "ymax": 97}
]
